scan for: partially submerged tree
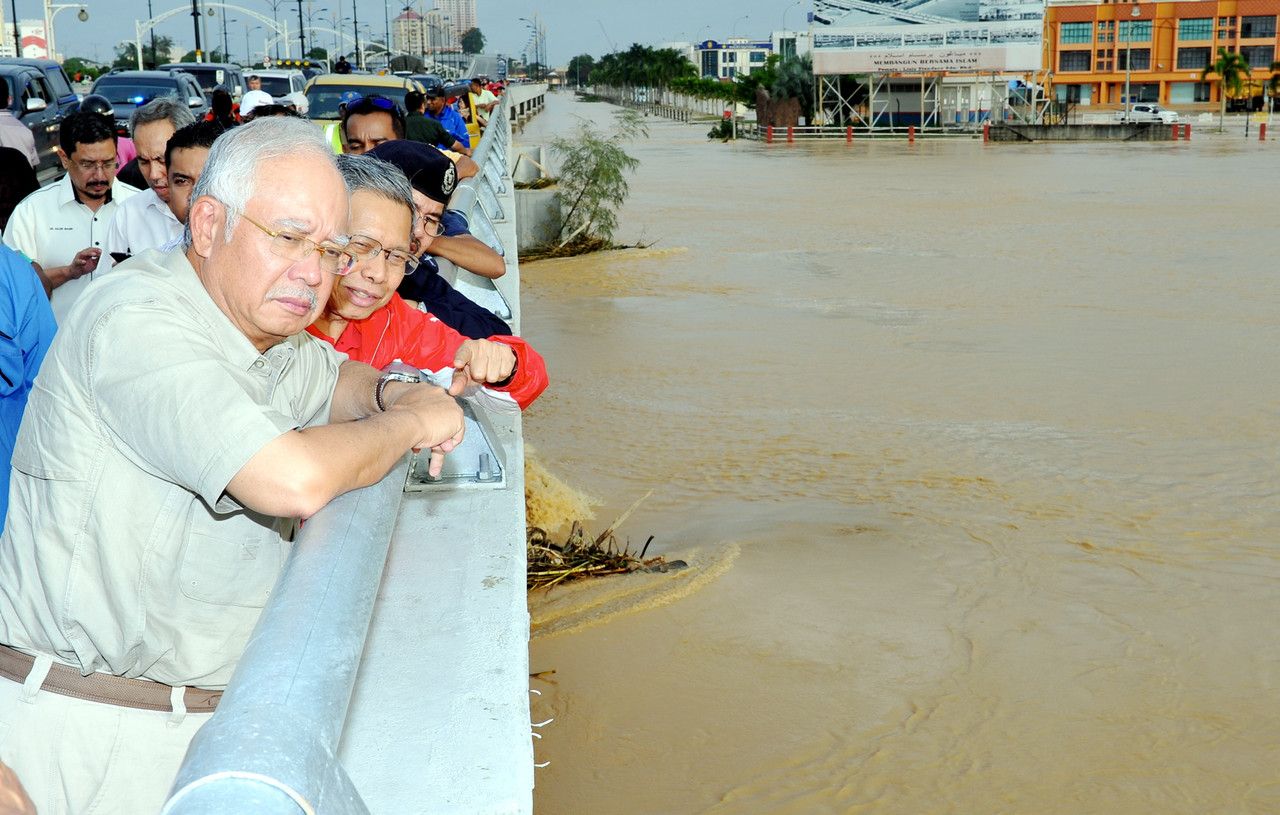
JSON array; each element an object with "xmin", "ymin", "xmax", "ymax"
[
  {"xmin": 1202, "ymin": 47, "xmax": 1252, "ymax": 131},
  {"xmin": 548, "ymin": 110, "xmax": 649, "ymax": 248}
]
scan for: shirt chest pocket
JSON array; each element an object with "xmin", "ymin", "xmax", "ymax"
[{"xmin": 178, "ymin": 513, "xmax": 288, "ymax": 609}]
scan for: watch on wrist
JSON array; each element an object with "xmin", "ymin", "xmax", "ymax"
[{"xmin": 375, "ymin": 361, "xmax": 422, "ymax": 412}]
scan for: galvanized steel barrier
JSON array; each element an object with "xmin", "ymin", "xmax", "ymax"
[{"xmin": 160, "ymin": 85, "xmax": 545, "ymax": 815}]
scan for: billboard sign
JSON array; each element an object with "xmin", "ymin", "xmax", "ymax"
[{"xmin": 811, "ymin": 0, "xmax": 1044, "ymax": 75}]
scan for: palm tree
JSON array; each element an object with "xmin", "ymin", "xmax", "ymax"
[{"xmin": 1201, "ymin": 47, "xmax": 1252, "ymax": 131}]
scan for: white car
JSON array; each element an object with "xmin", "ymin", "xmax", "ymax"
[
  {"xmin": 251, "ymin": 69, "xmax": 308, "ymax": 99},
  {"xmin": 1115, "ymin": 103, "xmax": 1179, "ymax": 123}
]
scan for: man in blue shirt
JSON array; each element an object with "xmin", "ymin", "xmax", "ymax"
[
  {"xmin": 0, "ymin": 245, "xmax": 56, "ymax": 530},
  {"xmin": 424, "ymin": 87, "xmax": 471, "ymax": 150}
]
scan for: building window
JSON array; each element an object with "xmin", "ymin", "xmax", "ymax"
[
  {"xmin": 780, "ymin": 37, "xmax": 796, "ymax": 58},
  {"xmin": 1060, "ymin": 22, "xmax": 1092, "ymax": 44},
  {"xmin": 1099, "ymin": 33, "xmax": 1113, "ymax": 43},
  {"xmin": 1176, "ymin": 47, "xmax": 1211, "ymax": 69},
  {"xmin": 1059, "ymin": 51, "xmax": 1091, "ymax": 71},
  {"xmin": 1195, "ymin": 82, "xmax": 1211, "ymax": 102},
  {"xmin": 1118, "ymin": 20, "xmax": 1152, "ymax": 42},
  {"xmin": 724, "ymin": 51, "xmax": 737, "ymax": 63},
  {"xmin": 750, "ymin": 51, "xmax": 766, "ymax": 63},
  {"xmin": 1240, "ymin": 45, "xmax": 1275, "ymax": 66},
  {"xmin": 1117, "ymin": 48, "xmax": 1150, "ymax": 70},
  {"xmin": 1240, "ymin": 16, "xmax": 1277, "ymax": 38},
  {"xmin": 1178, "ymin": 18, "xmax": 1213, "ymax": 40}
]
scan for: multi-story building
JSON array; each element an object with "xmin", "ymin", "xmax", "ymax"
[
  {"xmin": 695, "ymin": 38, "xmax": 773, "ymax": 79},
  {"xmin": 392, "ymin": 8, "xmax": 426, "ymax": 56},
  {"xmin": 435, "ymin": 0, "xmax": 476, "ymax": 40},
  {"xmin": 1044, "ymin": 0, "xmax": 1280, "ymax": 108}
]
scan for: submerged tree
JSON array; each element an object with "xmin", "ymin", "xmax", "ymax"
[
  {"xmin": 548, "ymin": 110, "xmax": 649, "ymax": 248},
  {"xmin": 1202, "ymin": 47, "xmax": 1252, "ymax": 131}
]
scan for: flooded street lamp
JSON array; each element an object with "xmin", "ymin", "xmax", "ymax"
[{"xmin": 1123, "ymin": 4, "xmax": 1140, "ymax": 120}]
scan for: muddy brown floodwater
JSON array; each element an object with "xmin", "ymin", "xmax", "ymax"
[{"xmin": 516, "ymin": 93, "xmax": 1280, "ymax": 814}]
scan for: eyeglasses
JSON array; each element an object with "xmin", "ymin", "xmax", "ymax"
[
  {"xmin": 73, "ymin": 158, "xmax": 118, "ymax": 173},
  {"xmin": 234, "ymin": 209, "xmax": 355, "ymax": 276},
  {"xmin": 418, "ymin": 214, "xmax": 445, "ymax": 238},
  {"xmin": 345, "ymin": 235, "xmax": 421, "ymax": 273}
]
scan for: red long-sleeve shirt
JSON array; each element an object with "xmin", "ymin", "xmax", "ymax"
[{"xmin": 306, "ymin": 293, "xmax": 548, "ymax": 410}]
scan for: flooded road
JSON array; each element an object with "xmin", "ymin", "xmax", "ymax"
[{"xmin": 517, "ymin": 94, "xmax": 1280, "ymax": 814}]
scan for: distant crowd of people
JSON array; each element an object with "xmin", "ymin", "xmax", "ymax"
[{"xmin": 0, "ymin": 77, "xmax": 542, "ymax": 813}]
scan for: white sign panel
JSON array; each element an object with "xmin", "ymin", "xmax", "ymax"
[{"xmin": 815, "ymin": 43, "xmax": 1041, "ymax": 73}]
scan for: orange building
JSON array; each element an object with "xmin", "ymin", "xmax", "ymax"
[{"xmin": 1043, "ymin": 0, "xmax": 1279, "ymax": 109}]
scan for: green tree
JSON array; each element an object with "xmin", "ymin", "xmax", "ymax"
[
  {"xmin": 461, "ymin": 27, "xmax": 485, "ymax": 55},
  {"xmin": 63, "ymin": 57, "xmax": 106, "ymax": 81},
  {"xmin": 548, "ymin": 109, "xmax": 649, "ymax": 247},
  {"xmin": 1202, "ymin": 47, "xmax": 1252, "ymax": 131},
  {"xmin": 306, "ymin": 46, "xmax": 329, "ymax": 61},
  {"xmin": 566, "ymin": 54, "xmax": 595, "ymax": 87},
  {"xmin": 112, "ymin": 35, "xmax": 176, "ymax": 70},
  {"xmin": 1268, "ymin": 60, "xmax": 1280, "ymax": 107}
]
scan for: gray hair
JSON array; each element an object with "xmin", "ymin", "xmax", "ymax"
[
  {"xmin": 335, "ymin": 153, "xmax": 414, "ymax": 220},
  {"xmin": 183, "ymin": 116, "xmax": 337, "ymax": 246},
  {"xmin": 129, "ymin": 95, "xmax": 196, "ymax": 137}
]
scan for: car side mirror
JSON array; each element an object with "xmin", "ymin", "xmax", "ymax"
[
  {"xmin": 189, "ymin": 96, "xmax": 205, "ymax": 108},
  {"xmin": 24, "ymin": 97, "xmax": 47, "ymax": 113}
]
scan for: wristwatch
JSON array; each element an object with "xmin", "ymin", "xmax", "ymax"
[{"xmin": 375, "ymin": 360, "xmax": 422, "ymax": 412}]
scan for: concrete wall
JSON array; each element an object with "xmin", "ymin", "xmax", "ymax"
[
  {"xmin": 516, "ymin": 188, "xmax": 561, "ymax": 253},
  {"xmin": 991, "ymin": 123, "xmax": 1178, "ymax": 142}
]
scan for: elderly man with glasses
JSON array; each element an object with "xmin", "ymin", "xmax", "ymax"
[
  {"xmin": 308, "ymin": 152, "xmax": 547, "ymax": 410},
  {"xmin": 2, "ymin": 111, "xmax": 137, "ymax": 324},
  {"xmin": 0, "ymin": 117, "xmax": 466, "ymax": 814}
]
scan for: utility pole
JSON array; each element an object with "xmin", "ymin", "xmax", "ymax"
[
  {"xmin": 353, "ymin": 0, "xmax": 360, "ymax": 69},
  {"xmin": 190, "ymin": 0, "xmax": 204, "ymax": 61},
  {"xmin": 11, "ymin": 0, "xmax": 21, "ymax": 57},
  {"xmin": 295, "ymin": 0, "xmax": 306, "ymax": 56},
  {"xmin": 147, "ymin": 0, "xmax": 157, "ymax": 67}
]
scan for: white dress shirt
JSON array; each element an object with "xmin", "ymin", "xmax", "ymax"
[
  {"xmin": 102, "ymin": 187, "xmax": 183, "ymax": 263},
  {"xmin": 1, "ymin": 174, "xmax": 136, "ymax": 326},
  {"xmin": 0, "ymin": 110, "xmax": 38, "ymax": 168}
]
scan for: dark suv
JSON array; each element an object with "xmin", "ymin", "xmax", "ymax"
[
  {"xmin": 0, "ymin": 63, "xmax": 64, "ymax": 180},
  {"xmin": 89, "ymin": 70, "xmax": 209, "ymax": 136},
  {"xmin": 0, "ymin": 57, "xmax": 78, "ymax": 118},
  {"xmin": 159, "ymin": 63, "xmax": 246, "ymax": 102}
]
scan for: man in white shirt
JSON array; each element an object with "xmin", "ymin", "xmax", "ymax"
[
  {"xmin": 2, "ymin": 111, "xmax": 136, "ymax": 325},
  {"xmin": 468, "ymin": 77, "xmax": 498, "ymax": 128},
  {"xmin": 103, "ymin": 97, "xmax": 196, "ymax": 261},
  {"xmin": 0, "ymin": 82, "xmax": 37, "ymax": 169}
]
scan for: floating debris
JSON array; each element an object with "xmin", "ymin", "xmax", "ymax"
[{"xmin": 527, "ymin": 491, "xmax": 676, "ymax": 590}]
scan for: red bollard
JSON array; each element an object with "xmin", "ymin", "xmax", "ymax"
[
  {"xmin": 786, "ymin": 126, "xmax": 795, "ymax": 144},
  {"xmin": 983, "ymin": 122, "xmax": 991, "ymax": 143},
  {"xmin": 908, "ymin": 125, "xmax": 916, "ymax": 143},
  {"xmin": 1172, "ymin": 123, "xmax": 1180, "ymax": 140},
  {"xmin": 766, "ymin": 125, "xmax": 774, "ymax": 144},
  {"xmin": 846, "ymin": 126, "xmax": 853, "ymax": 144},
  {"xmin": 1260, "ymin": 122, "xmax": 1268, "ymax": 141},
  {"xmin": 1183, "ymin": 123, "xmax": 1191, "ymax": 140}
]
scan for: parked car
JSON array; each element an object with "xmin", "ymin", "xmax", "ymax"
[
  {"xmin": 251, "ymin": 68, "xmax": 307, "ymax": 99},
  {"xmin": 409, "ymin": 73, "xmax": 444, "ymax": 92},
  {"xmin": 0, "ymin": 63, "xmax": 64, "ymax": 179},
  {"xmin": 1114, "ymin": 103, "xmax": 1179, "ymax": 123},
  {"xmin": 90, "ymin": 70, "xmax": 210, "ymax": 136},
  {"xmin": 159, "ymin": 62, "xmax": 246, "ymax": 102},
  {"xmin": 0, "ymin": 57, "xmax": 78, "ymax": 118}
]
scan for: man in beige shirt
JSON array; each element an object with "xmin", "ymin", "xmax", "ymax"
[{"xmin": 0, "ymin": 116, "xmax": 465, "ymax": 814}]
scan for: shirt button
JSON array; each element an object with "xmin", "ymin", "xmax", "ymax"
[{"xmin": 253, "ymin": 360, "xmax": 265, "ymax": 369}]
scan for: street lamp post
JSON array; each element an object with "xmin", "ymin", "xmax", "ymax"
[
  {"xmin": 221, "ymin": 14, "xmax": 236, "ymax": 63},
  {"xmin": 246, "ymin": 23, "xmax": 262, "ymax": 65},
  {"xmin": 1123, "ymin": 4, "xmax": 1140, "ymax": 120},
  {"xmin": 43, "ymin": 2, "xmax": 89, "ymax": 61}
]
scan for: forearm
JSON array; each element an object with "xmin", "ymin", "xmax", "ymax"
[
  {"xmin": 327, "ymin": 359, "xmax": 383, "ymax": 421},
  {"xmin": 35, "ymin": 265, "xmax": 72, "ymax": 297},
  {"xmin": 430, "ymin": 234, "xmax": 505, "ymax": 279}
]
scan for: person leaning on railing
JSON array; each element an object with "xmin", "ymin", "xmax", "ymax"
[
  {"xmin": 308, "ymin": 153, "xmax": 547, "ymax": 411},
  {"xmin": 0, "ymin": 116, "xmax": 468, "ymax": 815}
]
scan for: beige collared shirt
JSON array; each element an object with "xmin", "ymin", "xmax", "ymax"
[{"xmin": 0, "ymin": 247, "xmax": 345, "ymax": 688}]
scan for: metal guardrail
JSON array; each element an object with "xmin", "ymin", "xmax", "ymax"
[{"xmin": 158, "ymin": 85, "xmax": 544, "ymax": 815}]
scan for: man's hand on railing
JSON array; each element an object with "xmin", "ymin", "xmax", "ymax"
[{"xmin": 384, "ymin": 383, "xmax": 467, "ymax": 477}]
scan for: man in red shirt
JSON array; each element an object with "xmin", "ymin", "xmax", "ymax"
[{"xmin": 307, "ymin": 152, "xmax": 547, "ymax": 410}]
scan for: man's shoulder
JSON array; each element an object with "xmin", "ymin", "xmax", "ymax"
[
  {"xmin": 110, "ymin": 181, "xmax": 140, "ymax": 204},
  {"xmin": 9, "ymin": 182, "xmax": 61, "ymax": 215}
]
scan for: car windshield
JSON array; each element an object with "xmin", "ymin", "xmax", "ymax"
[
  {"xmin": 258, "ymin": 76, "xmax": 293, "ymax": 96},
  {"xmin": 306, "ymin": 84, "xmax": 410, "ymax": 119},
  {"xmin": 94, "ymin": 81, "xmax": 181, "ymax": 105},
  {"xmin": 176, "ymin": 67, "xmax": 229, "ymax": 93}
]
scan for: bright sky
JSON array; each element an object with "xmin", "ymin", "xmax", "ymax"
[{"xmin": 10, "ymin": 0, "xmax": 810, "ymax": 66}]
